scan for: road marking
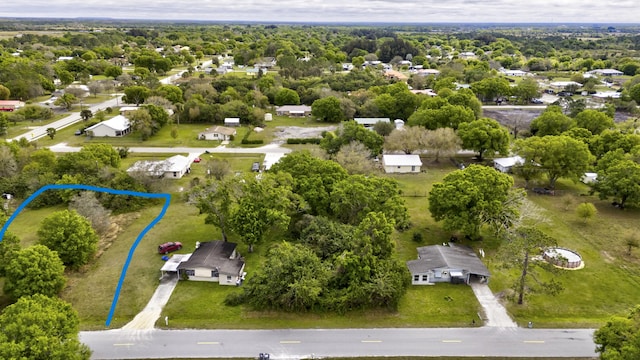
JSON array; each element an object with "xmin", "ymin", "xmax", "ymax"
[
  {"xmin": 442, "ymin": 340, "xmax": 462, "ymax": 343},
  {"xmin": 113, "ymin": 343, "xmax": 135, "ymax": 346},
  {"xmin": 197, "ymin": 341, "xmax": 220, "ymax": 345},
  {"xmin": 524, "ymin": 340, "xmax": 545, "ymax": 344},
  {"xmin": 280, "ymin": 340, "xmax": 301, "ymax": 344},
  {"xmin": 361, "ymin": 340, "xmax": 383, "ymax": 343}
]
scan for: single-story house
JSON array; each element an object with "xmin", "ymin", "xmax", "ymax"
[
  {"xmin": 493, "ymin": 156, "xmax": 525, "ymax": 173},
  {"xmin": 382, "ymin": 154, "xmax": 423, "ymax": 173},
  {"xmin": 224, "ymin": 117, "xmax": 241, "ymax": 126},
  {"xmin": 550, "ymin": 81, "xmax": 582, "ymax": 89},
  {"xmin": 586, "ymin": 69, "xmax": 624, "ymax": 76},
  {"xmin": 354, "ymin": 118, "xmax": 391, "ymax": 129},
  {"xmin": 198, "ymin": 126, "xmax": 237, "ymax": 141},
  {"xmin": 275, "ymin": 105, "xmax": 312, "ymax": 117},
  {"xmin": 177, "ymin": 241, "xmax": 245, "ymax": 285},
  {"xmin": 255, "ymin": 57, "xmax": 276, "ymax": 68},
  {"xmin": 84, "ymin": 115, "xmax": 131, "ymax": 137},
  {"xmin": 127, "ymin": 155, "xmax": 191, "ymax": 179},
  {"xmin": 263, "ymin": 152, "xmax": 286, "ymax": 171},
  {"xmin": 119, "ymin": 106, "xmax": 140, "ymax": 116},
  {"xmin": 406, "ymin": 244, "xmax": 490, "ymax": 285},
  {"xmin": 500, "ymin": 69, "xmax": 531, "ymax": 77},
  {"xmin": 410, "ymin": 89, "xmax": 438, "ymax": 97},
  {"xmin": 417, "ymin": 69, "xmax": 440, "ymax": 76}
]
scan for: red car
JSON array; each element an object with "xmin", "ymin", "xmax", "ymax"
[
  {"xmin": 193, "ymin": 157, "xmax": 202, "ymax": 163},
  {"xmin": 158, "ymin": 242, "xmax": 182, "ymax": 254}
]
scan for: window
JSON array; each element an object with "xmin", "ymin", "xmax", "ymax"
[
  {"xmin": 413, "ymin": 275, "xmax": 419, "ymax": 281},
  {"xmin": 185, "ymin": 270, "xmax": 195, "ymax": 276},
  {"xmin": 211, "ymin": 270, "xmax": 219, "ymax": 277},
  {"xmin": 411, "ymin": 166, "xmax": 416, "ymax": 171},
  {"xmin": 173, "ymin": 172, "xmax": 177, "ymax": 177},
  {"xmin": 226, "ymin": 275, "xmax": 232, "ymax": 281},
  {"xmin": 434, "ymin": 270, "xmax": 442, "ymax": 278},
  {"xmin": 422, "ymin": 275, "xmax": 428, "ymax": 281}
]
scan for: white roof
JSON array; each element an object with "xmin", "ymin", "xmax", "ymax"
[
  {"xmin": 354, "ymin": 118, "xmax": 391, "ymax": 125},
  {"xmin": 224, "ymin": 117, "xmax": 240, "ymax": 123},
  {"xmin": 593, "ymin": 91, "xmax": 621, "ymax": 99},
  {"xmin": 493, "ymin": 156, "xmax": 525, "ymax": 168},
  {"xmin": 550, "ymin": 81, "xmax": 582, "ymax": 87},
  {"xmin": 263, "ymin": 153, "xmax": 286, "ymax": 170},
  {"xmin": 85, "ymin": 115, "xmax": 130, "ymax": 132},
  {"xmin": 587, "ymin": 69, "xmax": 623, "ymax": 75},
  {"xmin": 160, "ymin": 254, "xmax": 192, "ymax": 272},
  {"xmin": 276, "ymin": 105, "xmax": 311, "ymax": 112},
  {"xmin": 164, "ymin": 155, "xmax": 191, "ymax": 172},
  {"xmin": 383, "ymin": 154, "xmax": 422, "ymax": 167}
]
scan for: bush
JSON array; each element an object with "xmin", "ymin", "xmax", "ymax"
[
  {"xmin": 286, "ymin": 138, "xmax": 321, "ymax": 144},
  {"xmin": 412, "ymin": 232, "xmax": 424, "ymax": 243},
  {"xmin": 241, "ymin": 139, "xmax": 264, "ymax": 145}
]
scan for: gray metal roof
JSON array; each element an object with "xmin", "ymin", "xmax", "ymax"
[
  {"xmin": 177, "ymin": 241, "xmax": 244, "ymax": 275},
  {"xmin": 407, "ymin": 244, "xmax": 490, "ymax": 277}
]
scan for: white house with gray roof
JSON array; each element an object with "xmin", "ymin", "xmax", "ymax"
[
  {"xmin": 127, "ymin": 155, "xmax": 191, "ymax": 179},
  {"xmin": 406, "ymin": 244, "xmax": 490, "ymax": 285}
]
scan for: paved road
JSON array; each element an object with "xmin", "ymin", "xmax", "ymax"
[
  {"xmin": 79, "ymin": 327, "xmax": 597, "ymax": 359},
  {"xmin": 10, "ymin": 95, "xmax": 124, "ymax": 142},
  {"xmin": 48, "ymin": 143, "xmax": 292, "ymax": 155}
]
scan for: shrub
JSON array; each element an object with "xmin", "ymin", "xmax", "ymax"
[
  {"xmin": 286, "ymin": 138, "xmax": 321, "ymax": 144},
  {"xmin": 412, "ymin": 232, "xmax": 424, "ymax": 243}
]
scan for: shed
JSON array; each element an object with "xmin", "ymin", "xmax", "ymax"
[
  {"xmin": 582, "ymin": 172, "xmax": 598, "ymax": 184},
  {"xmin": 406, "ymin": 244, "xmax": 490, "ymax": 285},
  {"xmin": 275, "ymin": 105, "xmax": 312, "ymax": 117},
  {"xmin": 382, "ymin": 154, "xmax": 422, "ymax": 173},
  {"xmin": 224, "ymin": 117, "xmax": 241, "ymax": 126},
  {"xmin": 493, "ymin": 156, "xmax": 524, "ymax": 173}
]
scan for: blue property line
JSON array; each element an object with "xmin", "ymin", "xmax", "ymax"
[{"xmin": 0, "ymin": 184, "xmax": 171, "ymax": 327}]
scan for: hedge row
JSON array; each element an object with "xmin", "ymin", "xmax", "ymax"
[
  {"xmin": 241, "ymin": 139, "xmax": 264, "ymax": 144},
  {"xmin": 286, "ymin": 138, "xmax": 321, "ymax": 144}
]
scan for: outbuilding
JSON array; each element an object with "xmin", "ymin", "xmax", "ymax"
[
  {"xmin": 382, "ymin": 154, "xmax": 422, "ymax": 173},
  {"xmin": 224, "ymin": 117, "xmax": 241, "ymax": 127},
  {"xmin": 493, "ymin": 156, "xmax": 524, "ymax": 173}
]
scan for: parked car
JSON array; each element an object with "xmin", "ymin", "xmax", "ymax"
[
  {"xmin": 158, "ymin": 242, "xmax": 182, "ymax": 254},
  {"xmin": 531, "ymin": 98, "xmax": 543, "ymax": 104},
  {"xmin": 557, "ymin": 91, "xmax": 572, "ymax": 97},
  {"xmin": 193, "ymin": 157, "xmax": 201, "ymax": 163},
  {"xmin": 74, "ymin": 129, "xmax": 83, "ymax": 136},
  {"xmin": 251, "ymin": 162, "xmax": 260, "ymax": 172}
]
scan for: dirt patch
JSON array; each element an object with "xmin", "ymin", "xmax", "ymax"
[
  {"xmin": 602, "ymin": 251, "xmax": 615, "ymax": 264},
  {"xmin": 483, "ymin": 109, "xmax": 542, "ymax": 128},
  {"xmin": 272, "ymin": 126, "xmax": 337, "ymax": 144},
  {"xmin": 93, "ymin": 213, "xmax": 141, "ymax": 261}
]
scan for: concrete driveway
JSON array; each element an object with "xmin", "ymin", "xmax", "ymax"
[{"xmin": 470, "ymin": 282, "xmax": 517, "ymax": 327}]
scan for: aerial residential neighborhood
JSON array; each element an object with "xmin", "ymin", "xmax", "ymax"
[{"xmin": 1, "ymin": 14, "xmax": 640, "ymax": 360}]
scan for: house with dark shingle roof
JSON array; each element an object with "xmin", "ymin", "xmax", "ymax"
[
  {"xmin": 406, "ymin": 244, "xmax": 490, "ymax": 285},
  {"xmin": 177, "ymin": 241, "xmax": 245, "ymax": 285}
]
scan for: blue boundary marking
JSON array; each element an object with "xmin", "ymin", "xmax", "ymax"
[{"xmin": 0, "ymin": 184, "xmax": 171, "ymax": 326}]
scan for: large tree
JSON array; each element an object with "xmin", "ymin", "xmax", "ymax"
[
  {"xmin": 311, "ymin": 96, "xmax": 344, "ymax": 122},
  {"xmin": 384, "ymin": 126, "xmax": 429, "ymax": 154},
  {"xmin": 594, "ymin": 305, "xmax": 640, "ymax": 359},
  {"xmin": 274, "ymin": 87, "xmax": 300, "ymax": 106},
  {"xmin": 408, "ymin": 104, "xmax": 475, "ymax": 130},
  {"xmin": 423, "ymin": 127, "xmax": 462, "ymax": 162},
  {"xmin": 0, "ymin": 294, "xmax": 91, "ymax": 360},
  {"xmin": 37, "ymin": 209, "xmax": 99, "ymax": 269},
  {"xmin": 270, "ymin": 151, "xmax": 348, "ymax": 216},
  {"xmin": 594, "ymin": 157, "xmax": 640, "ymax": 209},
  {"xmin": 0, "ymin": 231, "xmax": 21, "ymax": 276},
  {"xmin": 320, "ymin": 120, "xmax": 384, "ymax": 156},
  {"xmin": 330, "ymin": 175, "xmax": 409, "ymax": 229},
  {"xmin": 515, "ymin": 135, "xmax": 594, "ymax": 189},
  {"xmin": 230, "ymin": 173, "xmax": 300, "ymax": 252},
  {"xmin": 500, "ymin": 227, "xmax": 562, "ymax": 305},
  {"xmin": 530, "ymin": 105, "xmax": 576, "ymax": 136},
  {"xmin": 575, "ymin": 109, "xmax": 614, "ymax": 135},
  {"xmin": 122, "ymin": 85, "xmax": 151, "ymax": 106},
  {"xmin": 3, "ymin": 245, "xmax": 66, "ymax": 300},
  {"xmin": 189, "ymin": 178, "xmax": 239, "ymax": 242},
  {"xmin": 429, "ymin": 164, "xmax": 515, "ymax": 238},
  {"xmin": 457, "ymin": 118, "xmax": 510, "ymax": 160},
  {"xmin": 470, "ymin": 76, "xmax": 511, "ymax": 103}
]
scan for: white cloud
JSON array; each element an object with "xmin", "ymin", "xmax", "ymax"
[{"xmin": 1, "ymin": 0, "xmax": 638, "ymax": 22}]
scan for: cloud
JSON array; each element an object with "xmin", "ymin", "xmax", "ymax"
[{"xmin": 1, "ymin": 0, "xmax": 637, "ymax": 22}]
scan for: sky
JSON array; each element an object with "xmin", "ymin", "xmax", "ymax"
[{"xmin": 1, "ymin": 0, "xmax": 639, "ymax": 24}]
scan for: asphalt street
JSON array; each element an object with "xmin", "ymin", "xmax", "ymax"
[{"xmin": 79, "ymin": 327, "xmax": 597, "ymax": 359}]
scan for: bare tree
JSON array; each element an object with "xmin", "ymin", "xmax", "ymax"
[
  {"xmin": 334, "ymin": 141, "xmax": 378, "ymax": 175},
  {"xmin": 69, "ymin": 191, "xmax": 112, "ymax": 235},
  {"xmin": 384, "ymin": 126, "xmax": 429, "ymax": 154},
  {"xmin": 206, "ymin": 158, "xmax": 231, "ymax": 180},
  {"xmin": 0, "ymin": 146, "xmax": 17, "ymax": 178},
  {"xmin": 424, "ymin": 127, "xmax": 461, "ymax": 162},
  {"xmin": 87, "ymin": 82, "xmax": 104, "ymax": 97}
]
